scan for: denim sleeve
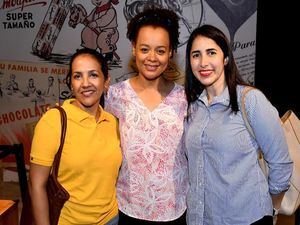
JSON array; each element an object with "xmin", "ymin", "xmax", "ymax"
[{"xmin": 245, "ymin": 89, "xmax": 293, "ymax": 194}]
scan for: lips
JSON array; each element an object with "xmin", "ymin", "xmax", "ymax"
[
  {"xmin": 81, "ymin": 90, "xmax": 95, "ymax": 97},
  {"xmin": 145, "ymin": 64, "xmax": 158, "ymax": 71},
  {"xmin": 199, "ymin": 70, "xmax": 213, "ymax": 77}
]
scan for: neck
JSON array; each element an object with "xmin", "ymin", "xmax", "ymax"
[
  {"xmin": 134, "ymin": 75, "xmax": 169, "ymax": 89},
  {"xmin": 72, "ymin": 100, "xmax": 100, "ymax": 121},
  {"xmin": 206, "ymin": 83, "xmax": 227, "ymax": 104}
]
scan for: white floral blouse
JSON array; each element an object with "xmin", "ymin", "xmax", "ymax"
[{"xmin": 105, "ymin": 79, "xmax": 188, "ymax": 221}]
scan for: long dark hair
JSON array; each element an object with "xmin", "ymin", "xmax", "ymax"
[
  {"xmin": 185, "ymin": 24, "xmax": 247, "ymax": 115},
  {"xmin": 66, "ymin": 48, "xmax": 109, "ymax": 107}
]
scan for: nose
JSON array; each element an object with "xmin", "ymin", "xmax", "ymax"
[
  {"xmin": 199, "ymin": 55, "xmax": 209, "ymax": 68},
  {"xmin": 148, "ymin": 50, "xmax": 157, "ymax": 61},
  {"xmin": 81, "ymin": 76, "xmax": 90, "ymax": 87}
]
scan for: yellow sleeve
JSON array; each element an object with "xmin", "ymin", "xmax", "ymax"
[{"xmin": 30, "ymin": 108, "xmax": 61, "ymax": 166}]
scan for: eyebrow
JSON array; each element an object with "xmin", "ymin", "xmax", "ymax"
[
  {"xmin": 191, "ymin": 48, "xmax": 217, "ymax": 54},
  {"xmin": 139, "ymin": 44, "xmax": 168, "ymax": 49},
  {"xmin": 191, "ymin": 50, "xmax": 200, "ymax": 54}
]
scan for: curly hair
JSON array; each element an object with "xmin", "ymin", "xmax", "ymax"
[{"xmin": 127, "ymin": 5, "xmax": 180, "ymax": 53}]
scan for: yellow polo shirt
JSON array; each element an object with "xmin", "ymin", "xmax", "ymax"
[{"xmin": 30, "ymin": 99, "xmax": 122, "ymax": 225}]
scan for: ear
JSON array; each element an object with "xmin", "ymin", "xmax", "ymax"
[
  {"xmin": 224, "ymin": 56, "xmax": 229, "ymax": 65},
  {"xmin": 132, "ymin": 42, "xmax": 136, "ymax": 56}
]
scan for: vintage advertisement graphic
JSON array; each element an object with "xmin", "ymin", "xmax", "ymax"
[
  {"xmin": 0, "ymin": 60, "xmax": 69, "ymax": 163},
  {"xmin": 0, "ymin": 0, "xmax": 257, "ymax": 84},
  {"xmin": 0, "ymin": 0, "xmax": 257, "ymax": 166}
]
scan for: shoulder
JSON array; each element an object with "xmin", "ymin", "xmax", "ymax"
[
  {"xmin": 102, "ymin": 109, "xmax": 118, "ymax": 122},
  {"xmin": 34, "ymin": 107, "xmax": 61, "ymax": 138},
  {"xmin": 173, "ymin": 83, "xmax": 186, "ymax": 96},
  {"xmin": 109, "ymin": 80, "xmax": 128, "ymax": 93},
  {"xmin": 38, "ymin": 107, "xmax": 61, "ymax": 124},
  {"xmin": 107, "ymin": 80, "xmax": 128, "ymax": 103},
  {"xmin": 238, "ymin": 85, "xmax": 278, "ymax": 121},
  {"xmin": 238, "ymin": 85, "xmax": 269, "ymax": 106}
]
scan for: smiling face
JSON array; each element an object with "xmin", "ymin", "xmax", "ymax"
[
  {"xmin": 132, "ymin": 25, "xmax": 172, "ymax": 81},
  {"xmin": 190, "ymin": 35, "xmax": 228, "ymax": 94},
  {"xmin": 71, "ymin": 54, "xmax": 108, "ymax": 114}
]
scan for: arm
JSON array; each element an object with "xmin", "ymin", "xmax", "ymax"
[
  {"xmin": 245, "ymin": 89, "xmax": 293, "ymax": 206},
  {"xmin": 29, "ymin": 163, "xmax": 51, "ymax": 225},
  {"xmin": 271, "ymin": 192, "xmax": 284, "ymax": 210}
]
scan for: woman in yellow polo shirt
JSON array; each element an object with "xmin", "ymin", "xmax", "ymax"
[{"xmin": 29, "ymin": 48, "xmax": 122, "ymax": 225}]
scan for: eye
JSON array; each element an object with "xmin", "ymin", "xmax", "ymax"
[
  {"xmin": 73, "ymin": 73, "xmax": 81, "ymax": 80},
  {"xmin": 191, "ymin": 52, "xmax": 200, "ymax": 58},
  {"xmin": 90, "ymin": 72, "xmax": 99, "ymax": 78},
  {"xmin": 157, "ymin": 49, "xmax": 166, "ymax": 55},
  {"xmin": 208, "ymin": 50, "xmax": 217, "ymax": 56},
  {"xmin": 140, "ymin": 47, "xmax": 149, "ymax": 53}
]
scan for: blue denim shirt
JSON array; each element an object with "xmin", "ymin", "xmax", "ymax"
[{"xmin": 184, "ymin": 85, "xmax": 293, "ymax": 225}]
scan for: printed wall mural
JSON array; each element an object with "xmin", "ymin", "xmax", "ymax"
[{"xmin": 0, "ymin": 0, "xmax": 257, "ymax": 165}]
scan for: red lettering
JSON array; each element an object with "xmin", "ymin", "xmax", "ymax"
[
  {"xmin": 0, "ymin": 114, "xmax": 9, "ymax": 125},
  {"xmin": 8, "ymin": 112, "xmax": 15, "ymax": 122},
  {"xmin": 35, "ymin": 106, "xmax": 41, "ymax": 117},
  {"xmin": 21, "ymin": 108, "xmax": 28, "ymax": 119},
  {"xmin": 2, "ymin": 0, "xmax": 47, "ymax": 12},
  {"xmin": 29, "ymin": 107, "xmax": 35, "ymax": 118},
  {"xmin": 15, "ymin": 110, "xmax": 22, "ymax": 120}
]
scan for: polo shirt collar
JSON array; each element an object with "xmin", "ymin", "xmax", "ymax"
[{"xmin": 63, "ymin": 99, "xmax": 110, "ymax": 123}]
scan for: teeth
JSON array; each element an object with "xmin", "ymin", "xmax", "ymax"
[{"xmin": 82, "ymin": 90, "xmax": 93, "ymax": 96}]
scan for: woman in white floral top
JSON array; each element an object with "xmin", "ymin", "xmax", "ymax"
[{"xmin": 105, "ymin": 5, "xmax": 188, "ymax": 225}]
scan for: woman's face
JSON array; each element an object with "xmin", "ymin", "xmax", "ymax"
[
  {"xmin": 71, "ymin": 54, "xmax": 108, "ymax": 113},
  {"xmin": 190, "ymin": 35, "xmax": 227, "ymax": 92},
  {"xmin": 132, "ymin": 25, "xmax": 172, "ymax": 81}
]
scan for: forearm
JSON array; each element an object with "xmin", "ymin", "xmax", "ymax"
[
  {"xmin": 29, "ymin": 163, "xmax": 52, "ymax": 225},
  {"xmin": 30, "ymin": 183, "xmax": 50, "ymax": 225},
  {"xmin": 271, "ymin": 192, "xmax": 285, "ymax": 209}
]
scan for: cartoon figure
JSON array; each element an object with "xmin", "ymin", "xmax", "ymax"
[
  {"xmin": 27, "ymin": 78, "xmax": 37, "ymax": 95},
  {"xmin": 69, "ymin": 0, "xmax": 120, "ymax": 62},
  {"xmin": 31, "ymin": 89, "xmax": 45, "ymax": 104},
  {"xmin": 45, "ymin": 75, "xmax": 56, "ymax": 98},
  {"xmin": 5, "ymin": 74, "xmax": 19, "ymax": 95},
  {"xmin": 22, "ymin": 78, "xmax": 37, "ymax": 97}
]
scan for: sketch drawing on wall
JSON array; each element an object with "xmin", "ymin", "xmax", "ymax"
[
  {"xmin": 32, "ymin": 0, "xmax": 74, "ymax": 60},
  {"xmin": 31, "ymin": 0, "xmax": 121, "ymax": 68},
  {"xmin": 204, "ymin": 0, "xmax": 257, "ymax": 43},
  {"xmin": 68, "ymin": 0, "xmax": 121, "ymax": 66},
  {"xmin": 123, "ymin": 0, "xmax": 204, "ymax": 47}
]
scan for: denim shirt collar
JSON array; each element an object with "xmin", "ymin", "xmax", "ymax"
[{"xmin": 197, "ymin": 86, "xmax": 230, "ymax": 107}]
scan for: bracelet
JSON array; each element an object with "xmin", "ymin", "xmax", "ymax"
[{"xmin": 273, "ymin": 208, "xmax": 279, "ymax": 216}]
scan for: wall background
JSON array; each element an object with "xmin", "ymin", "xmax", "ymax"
[{"xmin": 0, "ymin": 0, "xmax": 257, "ymax": 165}]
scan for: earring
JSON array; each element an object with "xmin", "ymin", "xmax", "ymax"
[{"xmin": 225, "ymin": 57, "xmax": 229, "ymax": 63}]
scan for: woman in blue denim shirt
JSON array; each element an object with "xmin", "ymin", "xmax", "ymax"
[{"xmin": 183, "ymin": 25, "xmax": 293, "ymax": 225}]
